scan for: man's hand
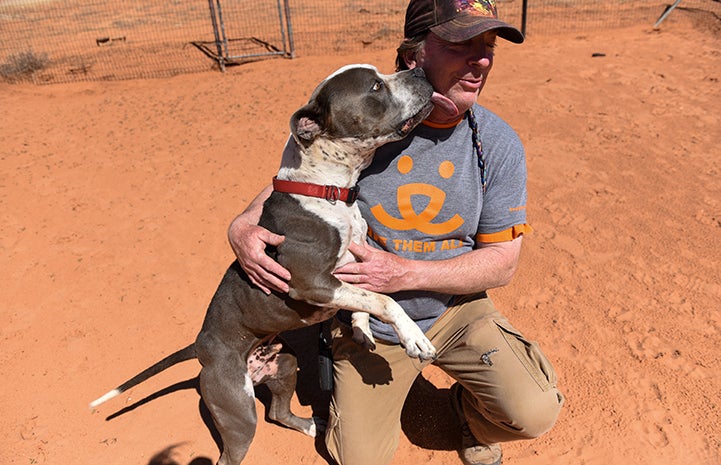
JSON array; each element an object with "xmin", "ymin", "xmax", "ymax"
[
  {"xmin": 333, "ymin": 242, "xmax": 409, "ymax": 294},
  {"xmin": 228, "ymin": 216, "xmax": 290, "ymax": 295}
]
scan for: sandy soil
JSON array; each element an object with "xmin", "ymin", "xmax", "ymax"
[{"xmin": 2, "ymin": 12, "xmax": 720, "ymax": 465}]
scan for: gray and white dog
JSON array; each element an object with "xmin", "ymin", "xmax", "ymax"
[{"xmin": 90, "ymin": 64, "xmax": 438, "ymax": 465}]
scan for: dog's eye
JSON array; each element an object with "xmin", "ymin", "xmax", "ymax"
[{"xmin": 371, "ymin": 80, "xmax": 383, "ymax": 92}]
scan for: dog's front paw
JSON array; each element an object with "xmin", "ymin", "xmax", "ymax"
[
  {"xmin": 351, "ymin": 312, "xmax": 376, "ymax": 350},
  {"xmin": 397, "ymin": 323, "xmax": 436, "ymax": 361},
  {"xmin": 403, "ymin": 337, "xmax": 437, "ymax": 361},
  {"xmin": 352, "ymin": 326, "xmax": 377, "ymax": 350}
]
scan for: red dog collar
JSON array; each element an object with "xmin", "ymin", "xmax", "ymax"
[{"xmin": 272, "ymin": 176, "xmax": 360, "ymax": 204}]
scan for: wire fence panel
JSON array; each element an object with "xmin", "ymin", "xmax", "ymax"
[
  {"xmin": 520, "ymin": 0, "xmax": 672, "ymax": 33},
  {"xmin": 1, "ymin": 0, "xmax": 215, "ymax": 82},
  {"xmin": 1, "ymin": 0, "xmax": 719, "ymax": 84}
]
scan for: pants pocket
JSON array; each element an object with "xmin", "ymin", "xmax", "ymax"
[{"xmin": 494, "ymin": 319, "xmax": 558, "ymax": 392}]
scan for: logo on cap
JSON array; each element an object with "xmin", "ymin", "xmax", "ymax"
[
  {"xmin": 454, "ymin": 0, "xmax": 497, "ymax": 18},
  {"xmin": 436, "ymin": 0, "xmax": 499, "ymax": 25}
]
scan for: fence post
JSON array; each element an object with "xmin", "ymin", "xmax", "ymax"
[
  {"xmin": 654, "ymin": 0, "xmax": 683, "ymax": 28},
  {"xmin": 207, "ymin": 0, "xmax": 226, "ymax": 71}
]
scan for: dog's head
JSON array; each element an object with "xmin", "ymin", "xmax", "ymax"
[{"xmin": 290, "ymin": 65, "xmax": 435, "ymax": 148}]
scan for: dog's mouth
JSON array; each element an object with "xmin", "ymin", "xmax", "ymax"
[
  {"xmin": 397, "ymin": 100, "xmax": 435, "ymax": 137},
  {"xmin": 397, "ymin": 91, "xmax": 458, "ymax": 137}
]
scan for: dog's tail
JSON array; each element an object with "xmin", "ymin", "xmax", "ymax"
[{"xmin": 89, "ymin": 343, "xmax": 197, "ymax": 409}]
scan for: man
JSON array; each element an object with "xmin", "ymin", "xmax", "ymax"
[{"xmin": 228, "ymin": 1, "xmax": 564, "ymax": 464}]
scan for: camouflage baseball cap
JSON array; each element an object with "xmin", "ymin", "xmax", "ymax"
[{"xmin": 404, "ymin": 0, "xmax": 524, "ymax": 43}]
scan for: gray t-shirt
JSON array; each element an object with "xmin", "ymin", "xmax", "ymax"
[{"xmin": 339, "ymin": 104, "xmax": 529, "ymax": 343}]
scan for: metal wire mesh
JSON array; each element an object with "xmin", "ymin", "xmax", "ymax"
[{"xmin": 1, "ymin": 0, "xmax": 719, "ymax": 84}]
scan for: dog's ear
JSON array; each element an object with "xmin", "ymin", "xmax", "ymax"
[{"xmin": 290, "ymin": 105, "xmax": 322, "ymax": 146}]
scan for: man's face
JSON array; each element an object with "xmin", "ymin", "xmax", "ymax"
[{"xmin": 409, "ymin": 31, "xmax": 497, "ymax": 123}]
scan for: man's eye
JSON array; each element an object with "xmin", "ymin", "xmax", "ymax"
[{"xmin": 371, "ymin": 81, "xmax": 383, "ymax": 91}]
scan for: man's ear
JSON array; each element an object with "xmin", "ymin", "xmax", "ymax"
[
  {"xmin": 290, "ymin": 105, "xmax": 322, "ymax": 146},
  {"xmin": 403, "ymin": 50, "xmax": 418, "ymax": 70}
]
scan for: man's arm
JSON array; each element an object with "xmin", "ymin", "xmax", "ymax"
[{"xmin": 333, "ymin": 236, "xmax": 523, "ymax": 295}]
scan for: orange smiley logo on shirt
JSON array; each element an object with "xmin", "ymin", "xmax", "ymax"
[{"xmin": 369, "ymin": 155, "xmax": 464, "ymax": 235}]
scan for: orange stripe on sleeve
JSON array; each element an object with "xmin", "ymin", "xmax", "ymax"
[{"xmin": 476, "ymin": 224, "xmax": 533, "ymax": 243}]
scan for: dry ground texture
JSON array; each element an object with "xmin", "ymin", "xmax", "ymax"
[{"xmin": 1, "ymin": 6, "xmax": 721, "ymax": 465}]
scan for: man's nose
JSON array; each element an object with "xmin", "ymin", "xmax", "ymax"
[
  {"xmin": 468, "ymin": 45, "xmax": 493, "ymax": 67},
  {"xmin": 468, "ymin": 53, "xmax": 492, "ymax": 68}
]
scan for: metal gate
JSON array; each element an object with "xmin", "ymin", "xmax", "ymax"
[{"xmin": 196, "ymin": 0, "xmax": 295, "ymax": 71}]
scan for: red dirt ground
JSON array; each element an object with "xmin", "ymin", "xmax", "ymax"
[{"xmin": 2, "ymin": 12, "xmax": 720, "ymax": 465}]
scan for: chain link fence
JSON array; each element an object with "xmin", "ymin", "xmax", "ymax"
[{"xmin": 1, "ymin": 0, "xmax": 719, "ymax": 84}]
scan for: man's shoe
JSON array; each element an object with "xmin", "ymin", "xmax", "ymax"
[
  {"xmin": 458, "ymin": 437, "xmax": 502, "ymax": 465},
  {"xmin": 450, "ymin": 383, "xmax": 503, "ymax": 465}
]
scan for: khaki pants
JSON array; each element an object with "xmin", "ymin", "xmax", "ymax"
[{"xmin": 324, "ymin": 293, "xmax": 564, "ymax": 465}]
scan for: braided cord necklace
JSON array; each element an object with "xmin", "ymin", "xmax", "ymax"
[{"xmin": 466, "ymin": 107, "xmax": 487, "ymax": 193}]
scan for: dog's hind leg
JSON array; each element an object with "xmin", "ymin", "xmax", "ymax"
[
  {"xmin": 263, "ymin": 352, "xmax": 325, "ymax": 437},
  {"xmin": 198, "ymin": 351, "xmax": 257, "ymax": 465}
]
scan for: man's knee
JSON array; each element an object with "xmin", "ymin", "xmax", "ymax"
[
  {"xmin": 462, "ymin": 316, "xmax": 564, "ymax": 440},
  {"xmin": 504, "ymin": 388, "xmax": 564, "ymax": 439},
  {"xmin": 466, "ymin": 386, "xmax": 564, "ymax": 441}
]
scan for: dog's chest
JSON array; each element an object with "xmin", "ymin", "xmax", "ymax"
[{"xmin": 297, "ymin": 197, "xmax": 366, "ymax": 265}]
